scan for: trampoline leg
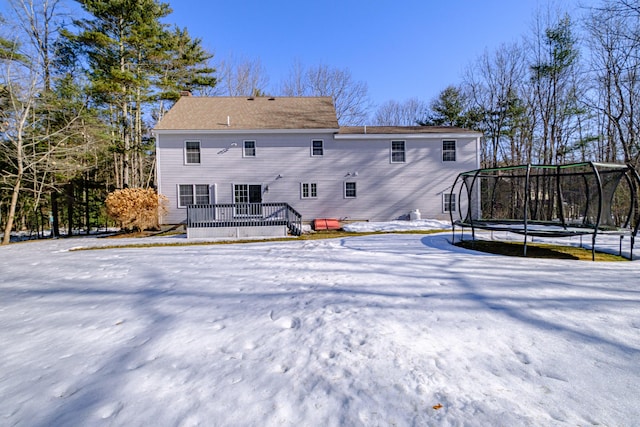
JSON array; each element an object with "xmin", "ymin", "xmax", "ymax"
[{"xmin": 620, "ymin": 235, "xmax": 623, "ymax": 257}]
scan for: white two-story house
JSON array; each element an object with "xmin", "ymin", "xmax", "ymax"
[{"xmin": 153, "ymin": 95, "xmax": 481, "ymax": 235}]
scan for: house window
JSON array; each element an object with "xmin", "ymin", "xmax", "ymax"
[
  {"xmin": 311, "ymin": 140, "xmax": 324, "ymax": 156},
  {"xmin": 178, "ymin": 184, "xmax": 209, "ymax": 207},
  {"xmin": 443, "ymin": 140, "xmax": 456, "ymax": 162},
  {"xmin": 185, "ymin": 141, "xmax": 201, "ymax": 164},
  {"xmin": 344, "ymin": 182, "xmax": 357, "ymax": 198},
  {"xmin": 443, "ymin": 193, "xmax": 456, "ymax": 213},
  {"xmin": 301, "ymin": 182, "xmax": 318, "ymax": 199},
  {"xmin": 391, "ymin": 140, "xmax": 406, "ymax": 163},
  {"xmin": 243, "ymin": 140, "xmax": 256, "ymax": 157}
]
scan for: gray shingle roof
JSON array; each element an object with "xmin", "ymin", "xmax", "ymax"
[{"xmin": 154, "ymin": 96, "xmax": 339, "ymax": 131}]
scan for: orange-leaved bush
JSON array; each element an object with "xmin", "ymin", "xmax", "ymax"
[{"xmin": 105, "ymin": 188, "xmax": 168, "ymax": 231}]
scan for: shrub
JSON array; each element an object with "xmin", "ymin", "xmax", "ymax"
[{"xmin": 105, "ymin": 188, "xmax": 168, "ymax": 232}]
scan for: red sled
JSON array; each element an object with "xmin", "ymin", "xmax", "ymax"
[{"xmin": 313, "ymin": 218, "xmax": 341, "ymax": 231}]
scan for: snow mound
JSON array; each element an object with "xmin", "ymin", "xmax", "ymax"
[{"xmin": 342, "ymin": 219, "xmax": 451, "ymax": 232}]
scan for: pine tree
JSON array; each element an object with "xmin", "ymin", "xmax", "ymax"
[
  {"xmin": 64, "ymin": 0, "xmax": 172, "ymax": 189},
  {"xmin": 62, "ymin": 0, "xmax": 217, "ymax": 189}
]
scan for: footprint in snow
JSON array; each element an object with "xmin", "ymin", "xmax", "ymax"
[
  {"xmin": 269, "ymin": 310, "xmax": 301, "ymax": 329},
  {"xmin": 274, "ymin": 316, "xmax": 300, "ymax": 329},
  {"xmin": 96, "ymin": 402, "xmax": 123, "ymax": 419},
  {"xmin": 52, "ymin": 383, "xmax": 79, "ymax": 398},
  {"xmin": 320, "ymin": 350, "xmax": 337, "ymax": 359},
  {"xmin": 273, "ymin": 364, "xmax": 290, "ymax": 373},
  {"xmin": 211, "ymin": 323, "xmax": 225, "ymax": 331},
  {"xmin": 513, "ymin": 350, "xmax": 531, "ymax": 365}
]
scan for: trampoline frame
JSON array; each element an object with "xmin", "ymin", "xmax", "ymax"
[{"xmin": 449, "ymin": 162, "xmax": 640, "ymax": 260}]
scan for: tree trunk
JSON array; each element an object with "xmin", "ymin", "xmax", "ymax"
[
  {"xmin": 66, "ymin": 182, "xmax": 74, "ymax": 237},
  {"xmin": 2, "ymin": 177, "xmax": 22, "ymax": 245},
  {"xmin": 84, "ymin": 176, "xmax": 90, "ymax": 235},
  {"xmin": 51, "ymin": 191, "xmax": 60, "ymax": 237}
]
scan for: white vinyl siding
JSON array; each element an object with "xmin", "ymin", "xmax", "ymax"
[
  {"xmin": 178, "ymin": 184, "xmax": 209, "ymax": 208},
  {"xmin": 155, "ymin": 130, "xmax": 479, "ymax": 224},
  {"xmin": 243, "ymin": 140, "xmax": 256, "ymax": 157},
  {"xmin": 184, "ymin": 141, "xmax": 201, "ymax": 164},
  {"xmin": 311, "ymin": 139, "xmax": 324, "ymax": 156},
  {"xmin": 391, "ymin": 140, "xmax": 405, "ymax": 163},
  {"xmin": 301, "ymin": 182, "xmax": 317, "ymax": 199},
  {"xmin": 443, "ymin": 140, "xmax": 456, "ymax": 162}
]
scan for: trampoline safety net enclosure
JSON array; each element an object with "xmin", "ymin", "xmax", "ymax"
[{"xmin": 449, "ymin": 162, "xmax": 640, "ymax": 259}]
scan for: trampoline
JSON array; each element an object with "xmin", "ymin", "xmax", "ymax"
[{"xmin": 449, "ymin": 162, "xmax": 640, "ymax": 260}]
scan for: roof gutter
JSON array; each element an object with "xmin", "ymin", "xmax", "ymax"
[
  {"xmin": 334, "ymin": 132, "xmax": 483, "ymax": 140},
  {"xmin": 153, "ymin": 128, "xmax": 341, "ymax": 135}
]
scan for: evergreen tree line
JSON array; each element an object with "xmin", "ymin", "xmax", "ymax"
[{"xmin": 1, "ymin": 0, "xmax": 639, "ymax": 243}]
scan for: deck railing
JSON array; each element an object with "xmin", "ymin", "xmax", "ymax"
[{"xmin": 186, "ymin": 203, "xmax": 303, "ymax": 236}]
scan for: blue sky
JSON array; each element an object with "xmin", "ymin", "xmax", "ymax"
[
  {"xmin": 166, "ymin": 0, "xmax": 593, "ymax": 108},
  {"xmin": 0, "ymin": 0, "xmax": 592, "ymax": 108}
]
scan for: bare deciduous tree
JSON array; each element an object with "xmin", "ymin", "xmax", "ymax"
[
  {"xmin": 280, "ymin": 61, "xmax": 372, "ymax": 126},
  {"xmin": 1, "ymin": 61, "xmax": 85, "ymax": 244},
  {"xmin": 464, "ymin": 43, "xmax": 530, "ymax": 166},
  {"xmin": 9, "ymin": 0, "xmax": 64, "ymax": 92},
  {"xmin": 585, "ymin": 0, "xmax": 640, "ymax": 166},
  {"xmin": 8, "ymin": 0, "xmax": 66, "ymax": 236},
  {"xmin": 372, "ymin": 98, "xmax": 427, "ymax": 126},
  {"xmin": 213, "ymin": 54, "xmax": 269, "ymax": 97}
]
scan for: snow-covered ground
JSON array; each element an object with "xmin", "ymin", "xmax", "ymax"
[{"xmin": 1, "ymin": 221, "xmax": 639, "ymax": 426}]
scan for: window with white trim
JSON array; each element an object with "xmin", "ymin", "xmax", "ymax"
[
  {"xmin": 344, "ymin": 182, "xmax": 357, "ymax": 198},
  {"xmin": 301, "ymin": 182, "xmax": 318, "ymax": 199},
  {"xmin": 443, "ymin": 193, "xmax": 456, "ymax": 212},
  {"xmin": 391, "ymin": 140, "xmax": 406, "ymax": 163},
  {"xmin": 178, "ymin": 184, "xmax": 210, "ymax": 207},
  {"xmin": 243, "ymin": 140, "xmax": 256, "ymax": 157},
  {"xmin": 184, "ymin": 141, "xmax": 201, "ymax": 164},
  {"xmin": 311, "ymin": 140, "xmax": 324, "ymax": 156},
  {"xmin": 442, "ymin": 140, "xmax": 456, "ymax": 162}
]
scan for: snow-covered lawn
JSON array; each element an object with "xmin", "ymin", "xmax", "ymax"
[{"xmin": 0, "ymin": 225, "xmax": 638, "ymax": 426}]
